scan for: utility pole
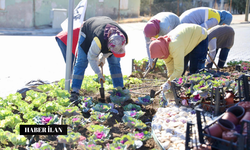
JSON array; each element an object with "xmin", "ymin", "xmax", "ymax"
[{"xmin": 245, "ymin": 0, "xmax": 249, "ymax": 21}]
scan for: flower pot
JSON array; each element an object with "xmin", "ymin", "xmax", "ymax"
[
  {"xmin": 226, "ymin": 105, "xmax": 245, "ymax": 120},
  {"xmin": 238, "ymin": 101, "xmax": 250, "ymax": 111},
  {"xmin": 218, "ymin": 118, "xmax": 235, "ymax": 131},
  {"xmin": 222, "ymin": 130, "xmax": 238, "ymax": 142},
  {"xmin": 240, "ymin": 110, "xmax": 250, "ymax": 123},
  {"xmin": 204, "ymin": 123, "xmax": 223, "ymax": 138},
  {"xmin": 222, "ymin": 112, "xmax": 239, "ymax": 125},
  {"xmin": 225, "ymin": 91, "xmax": 235, "ymax": 106}
]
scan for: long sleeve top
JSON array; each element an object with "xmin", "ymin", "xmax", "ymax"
[
  {"xmin": 144, "ymin": 12, "xmax": 180, "ymax": 61},
  {"xmin": 207, "ymin": 25, "xmax": 235, "ymax": 63},
  {"xmin": 180, "ymin": 7, "xmax": 220, "ymax": 30},
  {"xmin": 163, "ymin": 24, "xmax": 207, "ymax": 81}
]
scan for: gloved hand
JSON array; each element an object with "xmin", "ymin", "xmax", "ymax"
[
  {"xmin": 148, "ymin": 58, "xmax": 154, "ymax": 69},
  {"xmin": 97, "ymin": 72, "xmax": 105, "ymax": 83},
  {"xmin": 160, "ymin": 81, "xmax": 171, "ymax": 92},
  {"xmin": 98, "ymin": 53, "xmax": 105, "ymax": 67}
]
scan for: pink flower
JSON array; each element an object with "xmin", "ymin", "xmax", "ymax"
[
  {"xmin": 135, "ymin": 132, "xmax": 144, "ymax": 139},
  {"xmin": 95, "ymin": 131, "xmax": 105, "ymax": 139},
  {"xmin": 88, "ymin": 144, "xmax": 95, "ymax": 147},
  {"xmin": 41, "ymin": 116, "xmax": 53, "ymax": 124},
  {"xmin": 98, "ymin": 114, "xmax": 104, "ymax": 119},
  {"xmin": 72, "ymin": 118, "xmax": 79, "ymax": 122},
  {"xmin": 130, "ymin": 112, "xmax": 137, "ymax": 117},
  {"xmin": 65, "ymin": 109, "xmax": 72, "ymax": 112},
  {"xmin": 33, "ymin": 140, "xmax": 45, "ymax": 148},
  {"xmin": 115, "ymin": 146, "xmax": 121, "ymax": 150},
  {"xmin": 178, "ymin": 78, "xmax": 183, "ymax": 84}
]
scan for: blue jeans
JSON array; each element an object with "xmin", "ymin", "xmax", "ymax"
[
  {"xmin": 71, "ymin": 35, "xmax": 124, "ymax": 92},
  {"xmin": 56, "ymin": 37, "xmax": 75, "ymax": 74},
  {"xmin": 206, "ymin": 48, "xmax": 230, "ymax": 68},
  {"xmin": 184, "ymin": 37, "xmax": 208, "ymax": 74}
]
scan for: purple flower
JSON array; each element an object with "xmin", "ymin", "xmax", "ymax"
[
  {"xmin": 95, "ymin": 131, "xmax": 105, "ymax": 139},
  {"xmin": 193, "ymin": 94, "xmax": 200, "ymax": 102},
  {"xmin": 116, "ymin": 92, "xmax": 122, "ymax": 97},
  {"xmin": 143, "ymin": 98, "xmax": 150, "ymax": 103},
  {"xmin": 84, "ymin": 102, "xmax": 88, "ymax": 107},
  {"xmin": 121, "ymin": 139, "xmax": 128, "ymax": 144},
  {"xmin": 41, "ymin": 116, "xmax": 52, "ymax": 124},
  {"xmin": 135, "ymin": 132, "xmax": 144, "ymax": 139},
  {"xmin": 177, "ymin": 78, "xmax": 183, "ymax": 84},
  {"xmin": 131, "ymin": 108, "xmax": 136, "ymax": 111},
  {"xmin": 33, "ymin": 140, "xmax": 45, "ymax": 148}
]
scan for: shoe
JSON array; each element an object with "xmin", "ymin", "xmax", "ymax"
[{"xmin": 70, "ymin": 91, "xmax": 79, "ymax": 104}]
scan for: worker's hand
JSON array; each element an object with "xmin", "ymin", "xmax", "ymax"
[
  {"xmin": 160, "ymin": 81, "xmax": 171, "ymax": 92},
  {"xmin": 148, "ymin": 58, "xmax": 154, "ymax": 69},
  {"xmin": 97, "ymin": 73, "xmax": 105, "ymax": 83},
  {"xmin": 98, "ymin": 53, "xmax": 105, "ymax": 67}
]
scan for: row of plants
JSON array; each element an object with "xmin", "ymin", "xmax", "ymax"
[
  {"xmin": 167, "ymin": 70, "xmax": 244, "ymax": 111},
  {"xmin": 133, "ymin": 57, "xmax": 166, "ymax": 72},
  {"xmin": 0, "ymin": 74, "xmax": 157, "ymax": 149}
]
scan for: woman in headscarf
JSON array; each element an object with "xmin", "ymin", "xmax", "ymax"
[
  {"xmin": 149, "ymin": 24, "xmax": 208, "ymax": 92},
  {"xmin": 143, "ymin": 12, "xmax": 180, "ymax": 69},
  {"xmin": 70, "ymin": 16, "xmax": 128, "ymax": 103},
  {"xmin": 179, "ymin": 7, "xmax": 233, "ymax": 30}
]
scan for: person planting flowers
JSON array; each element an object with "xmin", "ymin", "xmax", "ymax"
[
  {"xmin": 149, "ymin": 24, "xmax": 208, "ymax": 92},
  {"xmin": 180, "ymin": 7, "xmax": 233, "ymax": 30},
  {"xmin": 143, "ymin": 12, "xmax": 180, "ymax": 69},
  {"xmin": 69, "ymin": 16, "xmax": 128, "ymax": 103},
  {"xmin": 205, "ymin": 25, "xmax": 235, "ymax": 68}
]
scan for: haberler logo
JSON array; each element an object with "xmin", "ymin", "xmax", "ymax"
[{"xmin": 20, "ymin": 125, "xmax": 68, "ymax": 135}]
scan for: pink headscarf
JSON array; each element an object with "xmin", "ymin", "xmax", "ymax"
[
  {"xmin": 144, "ymin": 19, "xmax": 160, "ymax": 38},
  {"xmin": 149, "ymin": 35, "xmax": 171, "ymax": 59}
]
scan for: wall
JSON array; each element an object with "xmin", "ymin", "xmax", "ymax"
[
  {"xmin": 0, "ymin": 0, "xmax": 139, "ymax": 28},
  {"xmin": 85, "ymin": 0, "xmax": 140, "ymax": 20}
]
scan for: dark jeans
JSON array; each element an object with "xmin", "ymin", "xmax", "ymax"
[
  {"xmin": 183, "ymin": 37, "xmax": 208, "ymax": 75},
  {"xmin": 56, "ymin": 37, "xmax": 75, "ymax": 74},
  {"xmin": 206, "ymin": 48, "xmax": 230, "ymax": 68}
]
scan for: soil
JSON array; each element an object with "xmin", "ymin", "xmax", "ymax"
[{"xmin": 1, "ymin": 66, "xmax": 238, "ymax": 150}]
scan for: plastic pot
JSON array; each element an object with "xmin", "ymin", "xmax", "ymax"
[
  {"xmin": 240, "ymin": 110, "xmax": 250, "ymax": 123},
  {"xmin": 222, "ymin": 111, "xmax": 239, "ymax": 125},
  {"xmin": 225, "ymin": 91, "xmax": 235, "ymax": 106},
  {"xmin": 226, "ymin": 105, "xmax": 245, "ymax": 120}
]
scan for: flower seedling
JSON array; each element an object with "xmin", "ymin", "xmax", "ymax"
[
  {"xmin": 78, "ymin": 96, "xmax": 94, "ymax": 113},
  {"xmin": 58, "ymin": 106, "xmax": 81, "ymax": 117},
  {"xmin": 122, "ymin": 116, "xmax": 147, "ymax": 131},
  {"xmin": 92, "ymin": 103, "xmax": 111, "ymax": 113},
  {"xmin": 136, "ymin": 95, "xmax": 153, "ymax": 105},
  {"xmin": 123, "ymin": 110, "xmax": 145, "ymax": 119},
  {"xmin": 87, "ymin": 125, "xmax": 111, "ymax": 143},
  {"xmin": 33, "ymin": 113, "xmax": 60, "ymax": 125},
  {"xmin": 110, "ymin": 87, "xmax": 131, "ymax": 105},
  {"xmin": 30, "ymin": 140, "xmax": 55, "ymax": 150},
  {"xmin": 90, "ymin": 111, "xmax": 113, "ymax": 123},
  {"xmin": 64, "ymin": 115, "xmax": 87, "ymax": 131},
  {"xmin": 57, "ymin": 130, "xmax": 81, "ymax": 146},
  {"xmin": 77, "ymin": 139, "xmax": 102, "ymax": 150},
  {"xmin": 123, "ymin": 103, "xmax": 141, "ymax": 111}
]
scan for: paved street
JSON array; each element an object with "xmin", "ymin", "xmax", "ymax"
[{"xmin": 0, "ymin": 21, "xmax": 250, "ymax": 99}]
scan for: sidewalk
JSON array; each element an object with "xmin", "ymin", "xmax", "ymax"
[{"xmin": 0, "ymin": 14, "xmax": 249, "ymax": 36}]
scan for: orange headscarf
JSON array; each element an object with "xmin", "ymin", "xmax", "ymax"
[{"xmin": 149, "ymin": 35, "xmax": 171, "ymax": 59}]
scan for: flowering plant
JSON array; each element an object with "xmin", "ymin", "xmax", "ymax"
[
  {"xmin": 90, "ymin": 111, "xmax": 113, "ymax": 123},
  {"xmin": 104, "ymin": 143, "xmax": 127, "ymax": 150},
  {"xmin": 92, "ymin": 103, "xmax": 111, "ymax": 113},
  {"xmin": 110, "ymin": 87, "xmax": 131, "ymax": 105},
  {"xmin": 123, "ymin": 110, "xmax": 145, "ymax": 119},
  {"xmin": 122, "ymin": 116, "xmax": 147, "ymax": 130},
  {"xmin": 128, "ymin": 131, "xmax": 151, "ymax": 141},
  {"xmin": 29, "ymin": 140, "xmax": 54, "ymax": 150},
  {"xmin": 78, "ymin": 96, "xmax": 94, "ymax": 113},
  {"xmin": 65, "ymin": 115, "xmax": 87, "ymax": 131},
  {"xmin": 136, "ymin": 95, "xmax": 153, "ymax": 105},
  {"xmin": 241, "ymin": 61, "xmax": 250, "ymax": 71},
  {"xmin": 58, "ymin": 106, "xmax": 81, "ymax": 117},
  {"xmin": 112, "ymin": 134, "xmax": 135, "ymax": 148},
  {"xmin": 77, "ymin": 139, "xmax": 102, "ymax": 150},
  {"xmin": 57, "ymin": 130, "xmax": 81, "ymax": 144},
  {"xmin": 87, "ymin": 125, "xmax": 111, "ymax": 143},
  {"xmin": 33, "ymin": 113, "xmax": 60, "ymax": 125},
  {"xmin": 123, "ymin": 103, "xmax": 141, "ymax": 111}
]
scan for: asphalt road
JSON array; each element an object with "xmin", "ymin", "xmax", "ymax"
[{"xmin": 0, "ymin": 23, "xmax": 249, "ymax": 99}]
